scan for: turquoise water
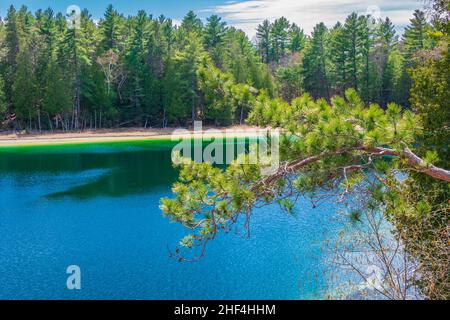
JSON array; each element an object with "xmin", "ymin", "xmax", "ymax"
[{"xmin": 0, "ymin": 140, "xmax": 340, "ymax": 299}]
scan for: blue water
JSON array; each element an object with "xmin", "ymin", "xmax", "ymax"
[{"xmin": 0, "ymin": 141, "xmax": 340, "ymax": 299}]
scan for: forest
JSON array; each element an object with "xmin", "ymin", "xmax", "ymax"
[
  {"xmin": 0, "ymin": 4, "xmax": 438, "ymax": 131},
  {"xmin": 0, "ymin": 1, "xmax": 448, "ymax": 300}
]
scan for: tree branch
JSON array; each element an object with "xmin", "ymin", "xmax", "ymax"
[{"xmin": 254, "ymin": 145, "xmax": 450, "ymax": 192}]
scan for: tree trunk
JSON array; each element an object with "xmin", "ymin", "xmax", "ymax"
[
  {"xmin": 37, "ymin": 109, "xmax": 41, "ymax": 133},
  {"xmin": 240, "ymin": 105, "xmax": 244, "ymax": 125},
  {"xmin": 47, "ymin": 113, "xmax": 53, "ymax": 132}
]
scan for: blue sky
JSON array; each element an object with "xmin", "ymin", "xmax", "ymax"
[{"xmin": 0, "ymin": 0, "xmax": 422, "ymax": 36}]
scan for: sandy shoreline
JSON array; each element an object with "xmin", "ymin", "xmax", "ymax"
[{"xmin": 0, "ymin": 126, "xmax": 269, "ymax": 147}]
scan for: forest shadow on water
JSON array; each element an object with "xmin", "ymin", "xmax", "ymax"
[
  {"xmin": 0, "ymin": 141, "xmax": 181, "ymax": 200},
  {"xmin": 0, "ymin": 139, "xmax": 251, "ymax": 200}
]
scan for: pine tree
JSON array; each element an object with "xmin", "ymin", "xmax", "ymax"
[
  {"xmin": 399, "ymin": 10, "xmax": 436, "ymax": 107},
  {"xmin": 164, "ymin": 32, "xmax": 207, "ymax": 125},
  {"xmin": 35, "ymin": 8, "xmax": 59, "ymax": 122},
  {"xmin": 289, "ymin": 23, "xmax": 306, "ymax": 53},
  {"xmin": 161, "ymin": 18, "xmax": 175, "ymax": 56},
  {"xmin": 38, "ymin": 8, "xmax": 57, "ymax": 55},
  {"xmin": 0, "ymin": 75, "xmax": 6, "ymax": 119},
  {"xmin": 224, "ymin": 28, "xmax": 251, "ymax": 84},
  {"xmin": 203, "ymin": 15, "xmax": 227, "ymax": 66},
  {"xmin": 403, "ymin": 10, "xmax": 431, "ymax": 63},
  {"xmin": 100, "ymin": 4, "xmax": 122, "ymax": 53},
  {"xmin": 344, "ymin": 13, "xmax": 362, "ymax": 91},
  {"xmin": 12, "ymin": 49, "xmax": 38, "ymax": 130},
  {"xmin": 42, "ymin": 59, "xmax": 71, "ymax": 130},
  {"xmin": 256, "ymin": 20, "xmax": 271, "ymax": 63},
  {"xmin": 270, "ymin": 17, "xmax": 290, "ymax": 62},
  {"xmin": 162, "ymin": 59, "xmax": 186, "ymax": 126},
  {"xmin": 81, "ymin": 62, "xmax": 116, "ymax": 129},
  {"xmin": 59, "ymin": 9, "xmax": 93, "ymax": 130},
  {"xmin": 303, "ymin": 23, "xmax": 330, "ymax": 100},
  {"xmin": 329, "ymin": 22, "xmax": 348, "ymax": 96},
  {"xmin": 4, "ymin": 5, "xmax": 21, "ymax": 108},
  {"xmin": 358, "ymin": 15, "xmax": 372, "ymax": 103},
  {"xmin": 276, "ymin": 63, "xmax": 303, "ymax": 102},
  {"xmin": 123, "ymin": 10, "xmax": 150, "ymax": 125},
  {"xmin": 181, "ymin": 11, "xmax": 203, "ymax": 35},
  {"xmin": 197, "ymin": 63, "xmax": 235, "ymax": 125},
  {"xmin": 372, "ymin": 18, "xmax": 398, "ymax": 106}
]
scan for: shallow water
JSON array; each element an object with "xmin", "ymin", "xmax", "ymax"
[{"xmin": 0, "ymin": 140, "xmax": 341, "ymax": 299}]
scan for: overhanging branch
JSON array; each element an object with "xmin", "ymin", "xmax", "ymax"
[{"xmin": 254, "ymin": 145, "xmax": 450, "ymax": 192}]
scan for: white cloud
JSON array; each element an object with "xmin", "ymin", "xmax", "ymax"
[{"xmin": 204, "ymin": 0, "xmax": 421, "ymax": 37}]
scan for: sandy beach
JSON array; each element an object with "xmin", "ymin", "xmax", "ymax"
[{"xmin": 0, "ymin": 126, "xmax": 269, "ymax": 147}]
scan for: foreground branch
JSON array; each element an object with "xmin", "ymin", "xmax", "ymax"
[{"xmin": 254, "ymin": 145, "xmax": 450, "ymax": 191}]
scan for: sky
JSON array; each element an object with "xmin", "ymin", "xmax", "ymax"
[{"xmin": 0, "ymin": 0, "xmax": 423, "ymax": 37}]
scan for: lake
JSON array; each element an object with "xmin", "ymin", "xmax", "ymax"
[{"xmin": 0, "ymin": 140, "xmax": 342, "ymax": 299}]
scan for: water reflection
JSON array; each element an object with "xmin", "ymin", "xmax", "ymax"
[{"xmin": 0, "ymin": 142, "xmax": 179, "ymax": 199}]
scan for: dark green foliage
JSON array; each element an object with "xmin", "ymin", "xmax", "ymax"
[
  {"xmin": 203, "ymin": 15, "xmax": 226, "ymax": 66},
  {"xmin": 303, "ymin": 23, "xmax": 330, "ymax": 100},
  {"xmin": 0, "ymin": 5, "xmax": 276, "ymax": 130},
  {"xmin": 99, "ymin": 4, "xmax": 121, "ymax": 53},
  {"xmin": 256, "ymin": 20, "xmax": 271, "ymax": 63},
  {"xmin": 0, "ymin": 6, "xmax": 438, "ymax": 131},
  {"xmin": 12, "ymin": 49, "xmax": 38, "ymax": 128},
  {"xmin": 0, "ymin": 76, "xmax": 7, "ymax": 118}
]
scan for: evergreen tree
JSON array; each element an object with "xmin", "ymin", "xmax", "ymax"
[
  {"xmin": 394, "ymin": 2, "xmax": 450, "ymax": 298},
  {"xmin": 123, "ymin": 10, "xmax": 151, "ymax": 125},
  {"xmin": 289, "ymin": 23, "xmax": 306, "ymax": 53},
  {"xmin": 344, "ymin": 13, "xmax": 362, "ymax": 91},
  {"xmin": 100, "ymin": 4, "xmax": 122, "ymax": 53},
  {"xmin": 197, "ymin": 63, "xmax": 235, "ymax": 125},
  {"xmin": 81, "ymin": 62, "xmax": 115, "ymax": 129},
  {"xmin": 372, "ymin": 18, "xmax": 398, "ymax": 106},
  {"xmin": 0, "ymin": 75, "xmax": 6, "ymax": 119},
  {"xmin": 270, "ymin": 17, "xmax": 290, "ymax": 62},
  {"xmin": 4, "ymin": 5, "xmax": 21, "ymax": 108},
  {"xmin": 256, "ymin": 20, "xmax": 271, "ymax": 63},
  {"xmin": 277, "ymin": 63, "xmax": 303, "ymax": 102},
  {"xmin": 12, "ymin": 49, "xmax": 38, "ymax": 130},
  {"xmin": 164, "ymin": 33, "xmax": 207, "ymax": 125},
  {"xmin": 181, "ymin": 11, "xmax": 203, "ymax": 35},
  {"xmin": 403, "ymin": 10, "xmax": 432, "ymax": 63},
  {"xmin": 38, "ymin": 8, "xmax": 57, "ymax": 55},
  {"xmin": 329, "ymin": 22, "xmax": 348, "ymax": 96},
  {"xmin": 358, "ymin": 15, "xmax": 372, "ymax": 103},
  {"xmin": 303, "ymin": 23, "xmax": 330, "ymax": 100},
  {"xmin": 399, "ymin": 10, "xmax": 436, "ymax": 107},
  {"xmin": 203, "ymin": 15, "xmax": 227, "ymax": 66},
  {"xmin": 224, "ymin": 28, "xmax": 251, "ymax": 84},
  {"xmin": 42, "ymin": 59, "xmax": 71, "ymax": 130},
  {"xmin": 59, "ymin": 9, "xmax": 93, "ymax": 129}
]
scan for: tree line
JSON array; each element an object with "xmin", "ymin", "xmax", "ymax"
[{"xmin": 0, "ymin": 5, "xmax": 438, "ymax": 131}]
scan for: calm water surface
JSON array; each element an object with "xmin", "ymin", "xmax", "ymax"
[{"xmin": 0, "ymin": 140, "xmax": 341, "ymax": 299}]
